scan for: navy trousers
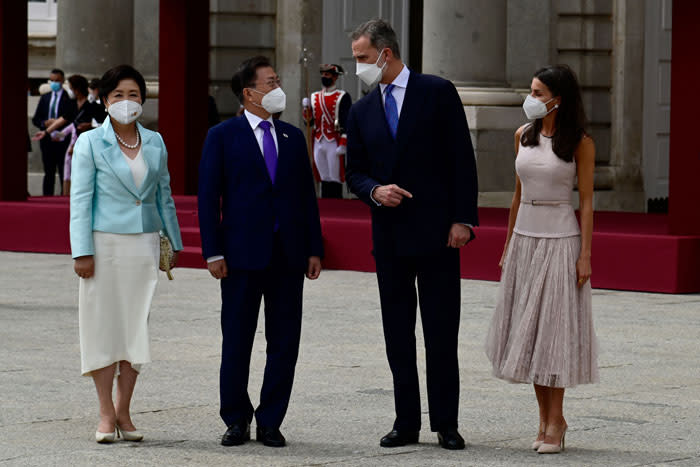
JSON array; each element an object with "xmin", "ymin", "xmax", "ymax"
[
  {"xmin": 219, "ymin": 236, "xmax": 304, "ymax": 429},
  {"xmin": 375, "ymin": 247, "xmax": 461, "ymax": 432}
]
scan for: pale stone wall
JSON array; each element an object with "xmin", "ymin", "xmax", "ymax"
[{"xmin": 209, "ymin": 0, "xmax": 278, "ymax": 121}]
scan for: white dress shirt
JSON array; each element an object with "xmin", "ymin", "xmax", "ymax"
[
  {"xmin": 244, "ymin": 109, "xmax": 278, "ymax": 155},
  {"xmin": 379, "ymin": 64, "xmax": 410, "ymax": 116},
  {"xmin": 207, "ymin": 110, "xmax": 279, "ymax": 263}
]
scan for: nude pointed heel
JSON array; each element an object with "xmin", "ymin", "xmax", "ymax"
[
  {"xmin": 532, "ymin": 423, "xmax": 546, "ymax": 451},
  {"xmin": 537, "ymin": 425, "xmax": 566, "ymax": 454}
]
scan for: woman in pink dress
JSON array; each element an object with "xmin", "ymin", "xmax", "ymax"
[{"xmin": 486, "ymin": 65, "xmax": 598, "ymax": 454}]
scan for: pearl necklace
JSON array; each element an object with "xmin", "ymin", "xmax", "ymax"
[{"xmin": 114, "ymin": 129, "xmax": 140, "ymax": 149}]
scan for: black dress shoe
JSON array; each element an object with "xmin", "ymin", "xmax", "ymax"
[
  {"xmin": 221, "ymin": 421, "xmax": 250, "ymax": 446},
  {"xmin": 437, "ymin": 428, "xmax": 465, "ymax": 450},
  {"xmin": 256, "ymin": 426, "xmax": 286, "ymax": 447},
  {"xmin": 380, "ymin": 429, "xmax": 420, "ymax": 447}
]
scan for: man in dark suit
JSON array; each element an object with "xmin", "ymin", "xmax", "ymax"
[
  {"xmin": 31, "ymin": 68, "xmax": 77, "ymax": 196},
  {"xmin": 346, "ymin": 19, "xmax": 479, "ymax": 450},
  {"xmin": 198, "ymin": 56, "xmax": 323, "ymax": 448}
]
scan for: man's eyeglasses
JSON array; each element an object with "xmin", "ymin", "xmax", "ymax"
[{"xmin": 254, "ymin": 78, "xmax": 282, "ymax": 89}]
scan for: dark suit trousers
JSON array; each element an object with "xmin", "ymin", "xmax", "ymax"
[
  {"xmin": 40, "ymin": 138, "xmax": 70, "ymax": 196},
  {"xmin": 375, "ymin": 247, "xmax": 461, "ymax": 432},
  {"xmin": 219, "ymin": 235, "xmax": 304, "ymax": 429}
]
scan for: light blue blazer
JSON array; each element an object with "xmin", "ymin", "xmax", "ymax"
[{"xmin": 69, "ymin": 118, "xmax": 183, "ymax": 258}]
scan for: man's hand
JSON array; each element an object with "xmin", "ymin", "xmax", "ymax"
[
  {"xmin": 306, "ymin": 256, "xmax": 321, "ymax": 280},
  {"xmin": 44, "ymin": 119, "xmax": 55, "ymax": 128},
  {"xmin": 74, "ymin": 255, "xmax": 95, "ymax": 279},
  {"xmin": 208, "ymin": 258, "xmax": 228, "ymax": 280},
  {"xmin": 372, "ymin": 184, "xmax": 413, "ymax": 207},
  {"xmin": 32, "ymin": 131, "xmax": 47, "ymax": 141},
  {"xmin": 447, "ymin": 224, "xmax": 472, "ymax": 248}
]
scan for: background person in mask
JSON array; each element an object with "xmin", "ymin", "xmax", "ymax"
[
  {"xmin": 88, "ymin": 78, "xmax": 107, "ymax": 125},
  {"xmin": 70, "ymin": 64, "xmax": 183, "ymax": 444},
  {"xmin": 33, "ymin": 74, "xmax": 107, "ymax": 195},
  {"xmin": 198, "ymin": 55, "xmax": 323, "ymax": 448},
  {"xmin": 31, "ymin": 68, "xmax": 77, "ymax": 195},
  {"xmin": 346, "ymin": 19, "xmax": 479, "ymax": 451},
  {"xmin": 302, "ymin": 64, "xmax": 352, "ymax": 198}
]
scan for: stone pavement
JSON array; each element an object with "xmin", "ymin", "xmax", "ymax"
[{"xmin": 1, "ymin": 251, "xmax": 699, "ymax": 466}]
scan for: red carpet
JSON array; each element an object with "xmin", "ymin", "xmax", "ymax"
[{"xmin": 1, "ymin": 196, "xmax": 699, "ymax": 293}]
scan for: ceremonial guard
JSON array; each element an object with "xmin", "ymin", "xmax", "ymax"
[{"xmin": 303, "ymin": 64, "xmax": 352, "ymax": 198}]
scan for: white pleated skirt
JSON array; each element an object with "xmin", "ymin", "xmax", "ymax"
[
  {"xmin": 79, "ymin": 231, "xmax": 160, "ymax": 376},
  {"xmin": 485, "ymin": 233, "xmax": 599, "ymax": 388}
]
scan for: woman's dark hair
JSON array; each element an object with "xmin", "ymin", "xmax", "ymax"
[
  {"xmin": 231, "ymin": 56, "xmax": 272, "ymax": 103},
  {"xmin": 98, "ymin": 65, "xmax": 147, "ymax": 104},
  {"xmin": 521, "ymin": 65, "xmax": 587, "ymax": 162},
  {"xmin": 68, "ymin": 74, "xmax": 89, "ymax": 98}
]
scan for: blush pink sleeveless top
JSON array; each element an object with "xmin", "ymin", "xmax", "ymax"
[{"xmin": 513, "ymin": 135, "xmax": 581, "ymax": 238}]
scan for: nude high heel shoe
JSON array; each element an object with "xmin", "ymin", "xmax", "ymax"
[
  {"xmin": 531, "ymin": 423, "xmax": 547, "ymax": 451},
  {"xmin": 537, "ymin": 425, "xmax": 567, "ymax": 454},
  {"xmin": 116, "ymin": 425, "xmax": 144, "ymax": 442},
  {"xmin": 95, "ymin": 429, "xmax": 117, "ymax": 443}
]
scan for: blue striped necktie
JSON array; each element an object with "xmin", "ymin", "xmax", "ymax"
[{"xmin": 384, "ymin": 84, "xmax": 399, "ymax": 139}]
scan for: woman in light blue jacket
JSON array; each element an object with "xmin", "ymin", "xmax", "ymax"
[{"xmin": 70, "ymin": 65, "xmax": 182, "ymax": 443}]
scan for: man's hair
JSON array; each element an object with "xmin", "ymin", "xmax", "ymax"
[
  {"xmin": 98, "ymin": 64, "xmax": 148, "ymax": 104},
  {"xmin": 88, "ymin": 78, "xmax": 100, "ymax": 90},
  {"xmin": 231, "ymin": 56, "xmax": 273, "ymax": 103},
  {"xmin": 50, "ymin": 68, "xmax": 65, "ymax": 79},
  {"xmin": 350, "ymin": 19, "xmax": 401, "ymax": 59}
]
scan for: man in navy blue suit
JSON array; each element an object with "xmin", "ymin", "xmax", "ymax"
[
  {"xmin": 346, "ymin": 19, "xmax": 479, "ymax": 450},
  {"xmin": 198, "ymin": 56, "xmax": 323, "ymax": 448},
  {"xmin": 31, "ymin": 68, "xmax": 77, "ymax": 195}
]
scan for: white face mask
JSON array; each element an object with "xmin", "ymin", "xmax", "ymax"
[
  {"xmin": 87, "ymin": 93, "xmax": 96, "ymax": 103},
  {"xmin": 106, "ymin": 99, "xmax": 143, "ymax": 125},
  {"xmin": 523, "ymin": 95, "xmax": 558, "ymax": 120},
  {"xmin": 250, "ymin": 87, "xmax": 286, "ymax": 114},
  {"xmin": 66, "ymin": 88, "xmax": 75, "ymax": 100},
  {"xmin": 356, "ymin": 49, "xmax": 387, "ymax": 87}
]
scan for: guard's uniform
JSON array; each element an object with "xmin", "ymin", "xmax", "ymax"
[{"xmin": 310, "ymin": 88, "xmax": 352, "ymax": 184}]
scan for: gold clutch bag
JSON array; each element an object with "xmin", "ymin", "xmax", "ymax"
[{"xmin": 160, "ymin": 234, "xmax": 174, "ymax": 280}]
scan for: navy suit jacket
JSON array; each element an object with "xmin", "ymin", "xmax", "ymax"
[
  {"xmin": 346, "ymin": 70, "xmax": 479, "ymax": 257},
  {"xmin": 32, "ymin": 91, "xmax": 77, "ymax": 131},
  {"xmin": 198, "ymin": 115, "xmax": 324, "ymax": 271}
]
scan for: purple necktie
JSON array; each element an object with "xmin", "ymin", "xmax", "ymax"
[{"xmin": 258, "ymin": 120, "xmax": 277, "ymax": 183}]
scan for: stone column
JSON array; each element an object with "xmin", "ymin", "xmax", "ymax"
[
  {"xmin": 422, "ymin": 0, "xmax": 523, "ymax": 205},
  {"xmin": 276, "ymin": 0, "xmax": 323, "ymax": 131},
  {"xmin": 423, "ymin": 0, "xmax": 507, "ymax": 87},
  {"xmin": 56, "ymin": 0, "xmax": 134, "ymax": 77},
  {"xmin": 606, "ymin": 0, "xmax": 645, "ymax": 211}
]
